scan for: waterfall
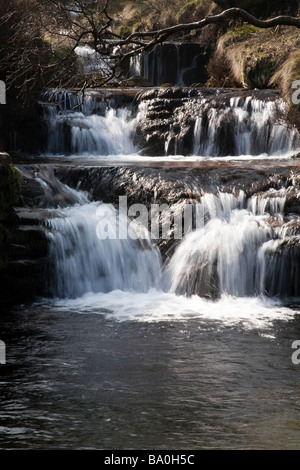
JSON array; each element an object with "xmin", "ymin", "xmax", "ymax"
[
  {"xmin": 42, "ymin": 89, "xmax": 299, "ymax": 158},
  {"xmin": 43, "ymin": 90, "xmax": 136, "ymax": 155},
  {"xmin": 42, "ymin": 177, "xmax": 300, "ymax": 302},
  {"xmin": 190, "ymin": 95, "xmax": 298, "ymax": 156},
  {"xmin": 38, "ymin": 87, "xmax": 300, "ymax": 304},
  {"xmin": 132, "ymin": 42, "xmax": 209, "ymax": 86},
  {"xmin": 45, "ymin": 200, "xmax": 162, "ymax": 298},
  {"xmin": 69, "ymin": 109, "xmax": 136, "ymax": 155},
  {"xmin": 165, "ymin": 190, "xmax": 300, "ymax": 300}
]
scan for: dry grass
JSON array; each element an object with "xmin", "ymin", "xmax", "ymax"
[
  {"xmin": 271, "ymin": 49, "xmax": 300, "ymax": 100},
  {"xmin": 207, "ymin": 25, "xmax": 300, "ymax": 89}
]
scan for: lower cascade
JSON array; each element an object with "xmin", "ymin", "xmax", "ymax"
[
  {"xmin": 165, "ymin": 191, "xmax": 293, "ymax": 299},
  {"xmin": 45, "ymin": 201, "xmax": 162, "ymax": 298},
  {"xmin": 43, "ymin": 178, "xmax": 300, "ymax": 302}
]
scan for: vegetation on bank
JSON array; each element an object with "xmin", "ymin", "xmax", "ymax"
[
  {"xmin": 0, "ymin": 1, "xmax": 299, "ymax": 94},
  {"xmin": 113, "ymin": 1, "xmax": 299, "ymax": 95},
  {"xmin": 207, "ymin": 25, "xmax": 300, "ymax": 90}
]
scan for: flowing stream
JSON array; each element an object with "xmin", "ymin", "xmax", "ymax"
[{"xmin": 2, "ymin": 88, "xmax": 300, "ymax": 450}]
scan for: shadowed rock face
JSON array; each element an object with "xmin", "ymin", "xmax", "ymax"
[
  {"xmin": 141, "ymin": 42, "xmax": 210, "ymax": 87},
  {"xmin": 0, "ymin": 153, "xmax": 41, "ymax": 307}
]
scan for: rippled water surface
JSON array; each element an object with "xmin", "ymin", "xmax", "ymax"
[{"xmin": 1, "ymin": 295, "xmax": 300, "ymax": 450}]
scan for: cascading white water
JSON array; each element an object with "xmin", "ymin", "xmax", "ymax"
[
  {"xmin": 75, "ymin": 45, "xmax": 112, "ymax": 75},
  {"xmin": 165, "ymin": 190, "xmax": 300, "ymax": 299},
  {"xmin": 43, "ymin": 178, "xmax": 300, "ymax": 303},
  {"xmin": 132, "ymin": 42, "xmax": 207, "ymax": 87},
  {"xmin": 192, "ymin": 96, "xmax": 299, "ymax": 156},
  {"xmin": 44, "ymin": 90, "xmax": 137, "ymax": 155},
  {"xmin": 39, "ymin": 88, "xmax": 300, "ymax": 308},
  {"xmin": 46, "ymin": 201, "xmax": 162, "ymax": 298},
  {"xmin": 43, "ymin": 89, "xmax": 299, "ymax": 158},
  {"xmin": 69, "ymin": 109, "xmax": 136, "ymax": 155}
]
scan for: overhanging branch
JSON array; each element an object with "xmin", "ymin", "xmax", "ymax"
[{"xmin": 121, "ymin": 7, "xmax": 300, "ymax": 45}]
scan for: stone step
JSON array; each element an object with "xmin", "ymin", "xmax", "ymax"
[
  {"xmin": 10, "ymin": 225, "xmax": 49, "ymax": 244},
  {"xmin": 14, "ymin": 207, "xmax": 56, "ymax": 225}
]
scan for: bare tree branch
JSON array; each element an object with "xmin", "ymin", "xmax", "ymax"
[
  {"xmin": 121, "ymin": 7, "xmax": 300, "ymax": 45},
  {"xmin": 1, "ymin": 1, "xmax": 300, "ymax": 104}
]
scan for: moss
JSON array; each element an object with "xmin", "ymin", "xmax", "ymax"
[
  {"xmin": 222, "ymin": 25, "xmax": 261, "ymax": 47},
  {"xmin": 117, "ymin": 17, "xmax": 140, "ymax": 38},
  {"xmin": 114, "ymin": 0, "xmax": 218, "ymax": 37},
  {"xmin": 176, "ymin": 1, "xmax": 199, "ymax": 23},
  {"xmin": 115, "ymin": 3, "xmax": 147, "ymax": 37}
]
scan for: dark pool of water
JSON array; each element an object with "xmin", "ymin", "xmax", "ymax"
[{"xmin": 1, "ymin": 301, "xmax": 300, "ymax": 450}]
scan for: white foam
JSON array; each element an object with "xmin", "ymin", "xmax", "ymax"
[{"xmin": 41, "ymin": 289, "xmax": 297, "ymax": 329}]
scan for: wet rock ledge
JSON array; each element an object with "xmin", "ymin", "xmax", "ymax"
[{"xmin": 133, "ymin": 87, "xmax": 284, "ymax": 156}]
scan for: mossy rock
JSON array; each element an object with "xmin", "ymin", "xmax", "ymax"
[
  {"xmin": 208, "ymin": 25, "xmax": 300, "ymax": 91},
  {"xmin": 222, "ymin": 25, "xmax": 261, "ymax": 47}
]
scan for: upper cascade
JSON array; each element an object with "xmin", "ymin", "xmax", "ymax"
[
  {"xmin": 41, "ymin": 87, "xmax": 299, "ymax": 158},
  {"xmin": 42, "ymin": 89, "xmax": 137, "ymax": 155},
  {"xmin": 129, "ymin": 42, "xmax": 209, "ymax": 87}
]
